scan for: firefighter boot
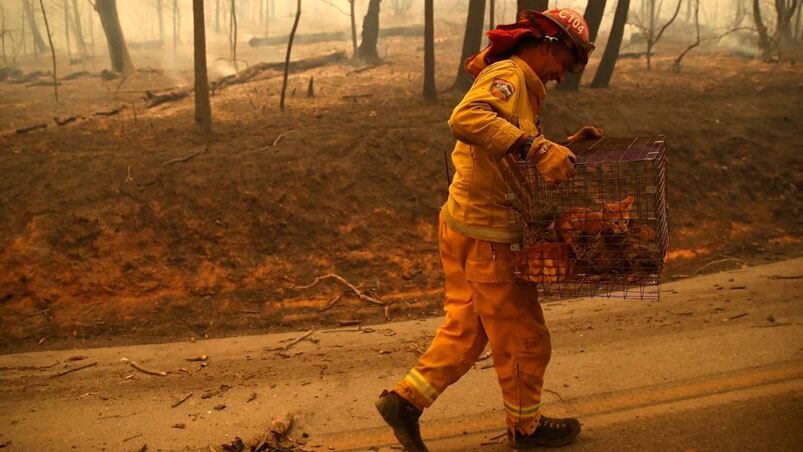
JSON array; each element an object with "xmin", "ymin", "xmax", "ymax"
[
  {"xmin": 375, "ymin": 390, "xmax": 429, "ymax": 452},
  {"xmin": 507, "ymin": 415, "xmax": 581, "ymax": 449}
]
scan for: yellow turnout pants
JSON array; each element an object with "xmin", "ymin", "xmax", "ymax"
[{"xmin": 393, "ymin": 213, "xmax": 551, "ymax": 435}]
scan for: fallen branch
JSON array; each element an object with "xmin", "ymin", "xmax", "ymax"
[
  {"xmin": 60, "ymin": 70, "xmax": 92, "ymax": 80},
  {"xmin": 121, "ymin": 357, "xmax": 167, "ymax": 377},
  {"xmin": 15, "ymin": 123, "xmax": 47, "ymax": 134},
  {"xmin": 259, "ymin": 130, "xmax": 295, "ymax": 150},
  {"xmin": 162, "ymin": 146, "xmax": 207, "ymax": 166},
  {"xmin": 211, "ymin": 51, "xmax": 346, "ymax": 92},
  {"xmin": 266, "ymin": 329, "xmax": 315, "ymax": 351},
  {"xmin": 318, "ymin": 294, "xmax": 342, "ymax": 312},
  {"xmin": 122, "ymin": 433, "xmax": 143, "ymax": 443},
  {"xmin": 171, "ymin": 392, "xmax": 193, "ymax": 408},
  {"xmin": 53, "ymin": 116, "xmax": 79, "ymax": 126},
  {"xmin": 248, "ymin": 25, "xmax": 423, "ymax": 47},
  {"xmin": 296, "ymin": 273, "xmax": 386, "ymax": 306},
  {"xmin": 52, "ymin": 361, "xmax": 97, "ymax": 378},
  {"xmin": 144, "ymin": 89, "xmax": 190, "ymax": 108},
  {"xmin": 94, "ymin": 106, "xmax": 126, "ymax": 117},
  {"xmin": 696, "ymin": 257, "xmax": 745, "ymax": 274},
  {"xmin": 25, "ymin": 80, "xmax": 61, "ymax": 87}
]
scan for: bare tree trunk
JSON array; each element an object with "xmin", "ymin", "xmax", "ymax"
[
  {"xmin": 646, "ymin": 0, "xmax": 682, "ymax": 70},
  {"xmin": 560, "ymin": 0, "xmax": 607, "ymax": 91},
  {"xmin": 673, "ymin": 0, "xmax": 700, "ymax": 71},
  {"xmin": 647, "ymin": 0, "xmax": 655, "ymax": 69},
  {"xmin": 752, "ymin": 0, "xmax": 771, "ymax": 57},
  {"xmin": 88, "ymin": 1, "xmax": 94, "ymax": 64},
  {"xmin": 176, "ymin": 0, "xmax": 181, "ymax": 45},
  {"xmin": 423, "ymin": 0, "xmax": 436, "ymax": 100},
  {"xmin": 70, "ymin": 0, "xmax": 88, "ymax": 59},
  {"xmin": 63, "ymin": 0, "xmax": 71, "ymax": 56},
  {"xmin": 795, "ymin": 0, "xmax": 802, "ymax": 41},
  {"xmin": 95, "ymin": 0, "xmax": 133, "ymax": 73},
  {"xmin": 452, "ymin": 0, "xmax": 485, "ymax": 91},
  {"xmin": 88, "ymin": 2, "xmax": 94, "ymax": 66},
  {"xmin": 1, "ymin": 3, "xmax": 7, "ymax": 65},
  {"xmin": 24, "ymin": 0, "xmax": 48, "ymax": 53},
  {"xmin": 490, "ymin": 0, "xmax": 495, "ymax": 29},
  {"xmin": 591, "ymin": 0, "xmax": 629, "ymax": 88},
  {"xmin": 355, "ymin": 0, "xmax": 381, "ymax": 64},
  {"xmin": 173, "ymin": 0, "xmax": 178, "ymax": 55},
  {"xmin": 349, "ymin": 0, "xmax": 357, "ymax": 55},
  {"xmin": 39, "ymin": 0, "xmax": 57, "ymax": 102},
  {"xmin": 229, "ymin": 0, "xmax": 237, "ymax": 70},
  {"xmin": 264, "ymin": 0, "xmax": 269, "ymax": 37},
  {"xmin": 21, "ymin": 5, "xmax": 27, "ymax": 56},
  {"xmin": 157, "ymin": 0, "xmax": 164, "ymax": 42},
  {"xmin": 774, "ymin": 0, "xmax": 800, "ymax": 50},
  {"xmin": 517, "ymin": 0, "xmax": 548, "ymax": 15},
  {"xmin": 280, "ymin": 0, "xmax": 302, "ymax": 111},
  {"xmin": 193, "ymin": 0, "xmax": 212, "ymax": 133}
]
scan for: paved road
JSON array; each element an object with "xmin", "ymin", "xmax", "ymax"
[{"xmin": 0, "ymin": 258, "xmax": 801, "ymax": 451}]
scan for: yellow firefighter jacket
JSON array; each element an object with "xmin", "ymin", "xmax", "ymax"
[{"xmin": 442, "ymin": 54, "xmax": 547, "ymax": 243}]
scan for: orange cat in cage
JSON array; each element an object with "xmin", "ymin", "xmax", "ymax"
[{"xmin": 557, "ymin": 195, "xmax": 636, "ymax": 258}]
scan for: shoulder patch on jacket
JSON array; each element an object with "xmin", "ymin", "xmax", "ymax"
[{"xmin": 489, "ymin": 78, "xmax": 515, "ymax": 101}]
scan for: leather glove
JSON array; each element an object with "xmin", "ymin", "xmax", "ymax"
[
  {"xmin": 529, "ymin": 140, "xmax": 576, "ymax": 184},
  {"xmin": 566, "ymin": 125, "xmax": 604, "ymax": 143}
]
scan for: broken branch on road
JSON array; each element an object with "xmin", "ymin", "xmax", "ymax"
[
  {"xmin": 266, "ymin": 329, "xmax": 315, "ymax": 352},
  {"xmin": 51, "ymin": 361, "xmax": 98, "ymax": 378},
  {"xmin": 121, "ymin": 357, "xmax": 168, "ymax": 376},
  {"xmin": 171, "ymin": 392, "xmax": 193, "ymax": 408}
]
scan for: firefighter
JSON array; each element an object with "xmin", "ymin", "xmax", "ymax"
[{"xmin": 375, "ymin": 8, "xmax": 601, "ymax": 451}]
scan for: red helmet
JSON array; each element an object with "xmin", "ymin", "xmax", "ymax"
[{"xmin": 521, "ymin": 8, "xmax": 595, "ymax": 73}]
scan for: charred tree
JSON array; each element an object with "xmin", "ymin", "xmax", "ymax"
[
  {"xmin": 95, "ymin": 0, "xmax": 133, "ymax": 73},
  {"xmin": 452, "ymin": 0, "xmax": 485, "ymax": 92},
  {"xmin": 157, "ymin": 0, "xmax": 164, "ymax": 43},
  {"xmin": 88, "ymin": 0, "xmax": 94, "ymax": 63},
  {"xmin": 643, "ymin": 0, "xmax": 682, "ymax": 70},
  {"xmin": 229, "ymin": 0, "xmax": 237, "ymax": 71},
  {"xmin": 673, "ymin": 0, "xmax": 700, "ymax": 72},
  {"xmin": 516, "ymin": 0, "xmax": 548, "ymax": 14},
  {"xmin": 23, "ymin": 0, "xmax": 48, "ymax": 53},
  {"xmin": 1, "ymin": 3, "xmax": 6, "ymax": 65},
  {"xmin": 559, "ymin": 0, "xmax": 607, "ymax": 91},
  {"xmin": 349, "ymin": 0, "xmax": 357, "ymax": 55},
  {"xmin": 264, "ymin": 0, "xmax": 269, "ymax": 38},
  {"xmin": 70, "ymin": 0, "xmax": 88, "ymax": 59},
  {"xmin": 280, "ymin": 0, "xmax": 302, "ymax": 111},
  {"xmin": 774, "ymin": 0, "xmax": 800, "ymax": 50},
  {"xmin": 423, "ymin": 0, "xmax": 436, "ymax": 100},
  {"xmin": 590, "ymin": 0, "xmax": 629, "ymax": 88},
  {"xmin": 355, "ymin": 0, "xmax": 381, "ymax": 64},
  {"xmin": 173, "ymin": 0, "xmax": 178, "ymax": 55},
  {"xmin": 193, "ymin": 0, "xmax": 212, "ymax": 133},
  {"xmin": 21, "ymin": 4, "xmax": 27, "ymax": 56},
  {"xmin": 39, "ymin": 0, "xmax": 57, "ymax": 102},
  {"xmin": 63, "ymin": 0, "xmax": 71, "ymax": 56}
]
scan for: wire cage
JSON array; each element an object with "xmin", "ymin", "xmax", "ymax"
[{"xmin": 503, "ymin": 136, "xmax": 669, "ymax": 300}]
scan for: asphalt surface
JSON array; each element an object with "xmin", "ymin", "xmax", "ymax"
[{"xmin": 0, "ymin": 258, "xmax": 801, "ymax": 451}]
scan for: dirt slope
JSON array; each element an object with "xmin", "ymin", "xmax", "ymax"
[{"xmin": 0, "ymin": 34, "xmax": 801, "ymax": 349}]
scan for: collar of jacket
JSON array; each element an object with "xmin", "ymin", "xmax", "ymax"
[{"xmin": 509, "ymin": 55, "xmax": 546, "ymax": 108}]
